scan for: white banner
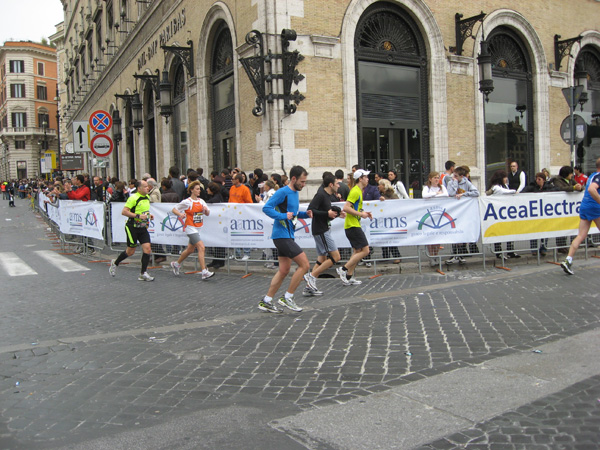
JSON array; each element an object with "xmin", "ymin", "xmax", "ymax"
[
  {"xmin": 109, "ymin": 197, "xmax": 481, "ymax": 248},
  {"xmin": 59, "ymin": 200, "xmax": 105, "ymax": 240},
  {"xmin": 479, "ymin": 192, "xmax": 594, "ymax": 244},
  {"xmin": 38, "ymin": 192, "xmax": 61, "ymax": 225}
]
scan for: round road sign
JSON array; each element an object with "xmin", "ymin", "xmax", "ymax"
[
  {"xmin": 90, "ymin": 134, "xmax": 114, "ymax": 158},
  {"xmin": 560, "ymin": 114, "xmax": 587, "ymax": 146},
  {"xmin": 89, "ymin": 110, "xmax": 113, "ymax": 133}
]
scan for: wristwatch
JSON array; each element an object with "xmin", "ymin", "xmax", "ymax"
[{"xmin": 135, "ymin": 214, "xmax": 140, "ymax": 219}]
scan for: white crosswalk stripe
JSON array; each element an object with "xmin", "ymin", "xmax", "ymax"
[
  {"xmin": 0, "ymin": 252, "xmax": 38, "ymax": 276},
  {"xmin": 34, "ymin": 250, "xmax": 90, "ymax": 272}
]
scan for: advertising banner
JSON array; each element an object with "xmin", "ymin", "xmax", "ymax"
[
  {"xmin": 110, "ymin": 197, "xmax": 481, "ymax": 248},
  {"xmin": 59, "ymin": 200, "xmax": 105, "ymax": 240},
  {"xmin": 479, "ymin": 192, "xmax": 593, "ymax": 244}
]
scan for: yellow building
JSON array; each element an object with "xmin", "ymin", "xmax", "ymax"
[{"xmin": 55, "ymin": 0, "xmax": 600, "ymax": 195}]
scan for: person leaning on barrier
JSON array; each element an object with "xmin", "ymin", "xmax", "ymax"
[
  {"xmin": 206, "ymin": 182, "xmax": 227, "ymax": 269},
  {"xmin": 422, "ymin": 171, "xmax": 449, "ymax": 266},
  {"xmin": 445, "ymin": 166, "xmax": 479, "ymax": 265},
  {"xmin": 109, "ymin": 180, "xmax": 155, "ymax": 282},
  {"xmin": 551, "ymin": 166, "xmax": 583, "ymax": 254},
  {"xmin": 378, "ymin": 178, "xmax": 403, "ymax": 264},
  {"xmin": 487, "ymin": 170, "xmax": 520, "ymax": 259},
  {"xmin": 147, "ymin": 178, "xmax": 166, "ymax": 264},
  {"xmin": 160, "ymin": 179, "xmax": 179, "ymax": 203},
  {"xmin": 522, "ymin": 172, "xmax": 558, "ymax": 256},
  {"xmin": 109, "ymin": 181, "xmax": 127, "ymax": 203}
]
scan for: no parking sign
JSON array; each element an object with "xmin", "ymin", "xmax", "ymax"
[{"xmin": 89, "ymin": 110, "xmax": 113, "ymax": 133}]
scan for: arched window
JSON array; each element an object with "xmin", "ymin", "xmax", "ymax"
[
  {"xmin": 484, "ymin": 27, "xmax": 533, "ymax": 183},
  {"xmin": 574, "ymin": 45, "xmax": 600, "ymax": 172},
  {"xmin": 355, "ymin": 2, "xmax": 429, "ymax": 195},
  {"xmin": 210, "ymin": 23, "xmax": 235, "ymax": 171}
]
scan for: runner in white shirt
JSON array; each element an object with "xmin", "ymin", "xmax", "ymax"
[{"xmin": 170, "ymin": 181, "xmax": 215, "ymax": 280}]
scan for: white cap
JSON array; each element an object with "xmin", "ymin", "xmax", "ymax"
[{"xmin": 353, "ymin": 169, "xmax": 370, "ymax": 180}]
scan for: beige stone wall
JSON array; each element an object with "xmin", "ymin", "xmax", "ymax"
[{"xmin": 61, "ymin": 0, "xmax": 600, "ymax": 183}]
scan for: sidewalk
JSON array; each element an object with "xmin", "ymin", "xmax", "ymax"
[{"xmin": 274, "ymin": 328, "xmax": 600, "ymax": 449}]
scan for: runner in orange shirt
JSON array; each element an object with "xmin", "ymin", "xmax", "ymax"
[{"xmin": 170, "ymin": 181, "xmax": 215, "ymax": 280}]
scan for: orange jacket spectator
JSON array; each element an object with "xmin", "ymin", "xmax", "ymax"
[{"xmin": 228, "ymin": 176, "xmax": 253, "ymax": 203}]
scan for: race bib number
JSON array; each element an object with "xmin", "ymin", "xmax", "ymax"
[{"xmin": 193, "ymin": 212, "xmax": 203, "ymax": 224}]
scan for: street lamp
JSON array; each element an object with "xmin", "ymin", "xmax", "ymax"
[
  {"xmin": 131, "ymin": 92, "xmax": 143, "ymax": 132},
  {"xmin": 477, "ymin": 31, "xmax": 494, "ymax": 102}
]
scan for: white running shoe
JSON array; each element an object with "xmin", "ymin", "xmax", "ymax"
[
  {"xmin": 349, "ymin": 276, "xmax": 362, "ymax": 285},
  {"xmin": 302, "ymin": 287, "xmax": 324, "ymax": 296},
  {"xmin": 336, "ymin": 266, "xmax": 350, "ymax": 286},
  {"xmin": 303, "ymin": 273, "xmax": 318, "ymax": 291},
  {"xmin": 138, "ymin": 272, "xmax": 155, "ymax": 282},
  {"xmin": 240, "ymin": 255, "xmax": 250, "ymax": 261},
  {"xmin": 201, "ymin": 269, "xmax": 215, "ymax": 280},
  {"xmin": 171, "ymin": 261, "xmax": 181, "ymax": 276},
  {"xmin": 278, "ymin": 296, "xmax": 303, "ymax": 312},
  {"xmin": 109, "ymin": 259, "xmax": 117, "ymax": 277}
]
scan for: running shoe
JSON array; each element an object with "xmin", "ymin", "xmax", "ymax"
[
  {"xmin": 349, "ymin": 276, "xmax": 362, "ymax": 285},
  {"xmin": 138, "ymin": 272, "xmax": 155, "ymax": 282},
  {"xmin": 240, "ymin": 255, "xmax": 250, "ymax": 261},
  {"xmin": 109, "ymin": 259, "xmax": 117, "ymax": 277},
  {"xmin": 171, "ymin": 261, "xmax": 181, "ymax": 276},
  {"xmin": 278, "ymin": 296, "xmax": 303, "ymax": 312},
  {"xmin": 458, "ymin": 257, "xmax": 466, "ymax": 265},
  {"xmin": 561, "ymin": 259, "xmax": 574, "ymax": 275},
  {"xmin": 302, "ymin": 287, "xmax": 324, "ymax": 296},
  {"xmin": 258, "ymin": 300, "xmax": 283, "ymax": 313},
  {"xmin": 303, "ymin": 273, "xmax": 318, "ymax": 291},
  {"xmin": 201, "ymin": 269, "xmax": 215, "ymax": 280},
  {"xmin": 445, "ymin": 256, "xmax": 460, "ymax": 265},
  {"xmin": 336, "ymin": 266, "xmax": 350, "ymax": 285}
]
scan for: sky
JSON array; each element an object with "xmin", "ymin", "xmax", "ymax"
[{"xmin": 0, "ymin": 0, "xmax": 65, "ymax": 44}]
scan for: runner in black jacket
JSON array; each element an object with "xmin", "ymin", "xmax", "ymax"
[{"xmin": 302, "ymin": 172, "xmax": 345, "ymax": 296}]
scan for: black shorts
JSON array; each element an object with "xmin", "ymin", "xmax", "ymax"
[
  {"xmin": 273, "ymin": 238, "xmax": 303, "ymax": 259},
  {"xmin": 125, "ymin": 225, "xmax": 151, "ymax": 248},
  {"xmin": 345, "ymin": 227, "xmax": 369, "ymax": 250}
]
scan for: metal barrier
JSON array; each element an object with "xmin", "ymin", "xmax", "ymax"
[{"xmin": 33, "ymin": 198, "xmax": 600, "ymax": 275}]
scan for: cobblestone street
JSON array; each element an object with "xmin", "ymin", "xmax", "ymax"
[{"xmin": 1, "ymin": 206, "xmax": 600, "ymax": 448}]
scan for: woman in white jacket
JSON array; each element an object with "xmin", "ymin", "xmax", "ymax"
[
  {"xmin": 387, "ymin": 170, "xmax": 410, "ymax": 199},
  {"xmin": 422, "ymin": 172, "xmax": 448, "ymax": 266}
]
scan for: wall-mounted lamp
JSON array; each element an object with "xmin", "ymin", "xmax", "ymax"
[
  {"xmin": 112, "ymin": 109, "xmax": 122, "ymax": 142},
  {"xmin": 134, "ymin": 69, "xmax": 173, "ymax": 122},
  {"xmin": 477, "ymin": 28, "xmax": 494, "ymax": 102}
]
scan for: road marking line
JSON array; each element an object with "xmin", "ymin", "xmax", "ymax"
[
  {"xmin": 34, "ymin": 250, "xmax": 90, "ymax": 272},
  {"xmin": 0, "ymin": 252, "xmax": 38, "ymax": 276}
]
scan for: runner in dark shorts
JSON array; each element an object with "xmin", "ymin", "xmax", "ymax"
[{"xmin": 259, "ymin": 166, "xmax": 313, "ymax": 313}]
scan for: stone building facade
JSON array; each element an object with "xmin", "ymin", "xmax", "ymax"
[
  {"xmin": 0, "ymin": 42, "xmax": 58, "ymax": 180},
  {"xmin": 57, "ymin": 0, "xmax": 599, "ymax": 196}
]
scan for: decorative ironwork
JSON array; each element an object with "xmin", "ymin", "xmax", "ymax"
[
  {"xmin": 239, "ymin": 30, "xmax": 266, "ymax": 116},
  {"xmin": 161, "ymin": 40, "xmax": 194, "ymax": 77},
  {"xmin": 555, "ymin": 34, "xmax": 582, "ymax": 72},
  {"xmin": 451, "ymin": 12, "xmax": 486, "ymax": 56},
  {"xmin": 489, "ymin": 34, "xmax": 528, "ymax": 73},
  {"xmin": 355, "ymin": 10, "xmax": 419, "ymax": 55},
  {"xmin": 134, "ymin": 70, "xmax": 160, "ymax": 97}
]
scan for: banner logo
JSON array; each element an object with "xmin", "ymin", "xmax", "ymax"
[
  {"xmin": 369, "ymin": 216, "xmax": 408, "ymax": 235},
  {"xmin": 69, "ymin": 212, "xmax": 83, "ymax": 228},
  {"xmin": 162, "ymin": 213, "xmax": 184, "ymax": 232},
  {"xmin": 417, "ymin": 207, "xmax": 456, "ymax": 230},
  {"xmin": 85, "ymin": 209, "xmax": 98, "ymax": 226},
  {"xmin": 230, "ymin": 218, "xmax": 264, "ymax": 236}
]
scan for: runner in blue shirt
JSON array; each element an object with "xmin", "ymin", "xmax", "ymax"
[
  {"xmin": 259, "ymin": 165, "xmax": 313, "ymax": 313},
  {"xmin": 561, "ymin": 158, "xmax": 600, "ymax": 275}
]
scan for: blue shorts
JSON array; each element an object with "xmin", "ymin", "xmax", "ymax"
[{"xmin": 580, "ymin": 206, "xmax": 600, "ymax": 221}]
